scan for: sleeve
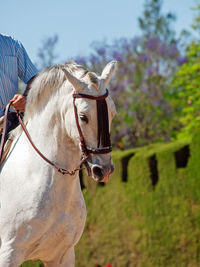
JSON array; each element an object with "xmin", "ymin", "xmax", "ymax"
[{"xmin": 15, "ymin": 41, "xmax": 38, "ymax": 84}]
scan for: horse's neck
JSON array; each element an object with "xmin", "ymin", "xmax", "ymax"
[{"xmin": 23, "ymin": 104, "xmax": 80, "ymax": 174}]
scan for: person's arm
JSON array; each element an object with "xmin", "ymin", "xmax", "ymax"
[{"xmin": 11, "ymin": 40, "xmax": 38, "ymax": 112}]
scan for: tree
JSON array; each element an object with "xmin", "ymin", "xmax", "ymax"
[
  {"xmin": 36, "ymin": 1, "xmax": 187, "ymax": 148},
  {"xmin": 112, "ymin": 0, "xmax": 181, "ymax": 147},
  {"xmin": 170, "ymin": 42, "xmax": 200, "ymax": 139},
  {"xmin": 168, "ymin": 3, "xmax": 200, "ymax": 139},
  {"xmin": 37, "ymin": 35, "xmax": 59, "ymax": 70},
  {"xmin": 191, "ymin": 3, "xmax": 200, "ymax": 35},
  {"xmin": 73, "ymin": 0, "xmax": 182, "ymax": 148},
  {"xmin": 138, "ymin": 0, "xmax": 176, "ymax": 44}
]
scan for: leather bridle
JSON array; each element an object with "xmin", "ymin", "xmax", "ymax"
[
  {"xmin": 0, "ymin": 89, "xmax": 112, "ymax": 176},
  {"xmin": 73, "ymin": 89, "xmax": 112, "ymax": 156}
]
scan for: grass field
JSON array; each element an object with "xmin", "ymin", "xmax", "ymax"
[{"xmin": 22, "ymin": 130, "xmax": 200, "ymax": 266}]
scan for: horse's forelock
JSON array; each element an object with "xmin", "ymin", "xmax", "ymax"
[{"xmin": 24, "ymin": 63, "xmax": 89, "ymax": 120}]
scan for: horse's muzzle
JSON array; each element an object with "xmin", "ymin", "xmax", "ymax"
[{"xmin": 84, "ymin": 161, "xmax": 114, "ymax": 182}]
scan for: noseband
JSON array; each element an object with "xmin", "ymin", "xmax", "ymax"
[{"xmin": 73, "ymin": 89, "xmax": 112, "ymax": 156}]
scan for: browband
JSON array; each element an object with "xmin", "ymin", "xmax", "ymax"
[{"xmin": 73, "ymin": 89, "xmax": 109, "ymax": 100}]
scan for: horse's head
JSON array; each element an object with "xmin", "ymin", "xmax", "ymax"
[{"xmin": 62, "ymin": 61, "xmax": 117, "ymax": 182}]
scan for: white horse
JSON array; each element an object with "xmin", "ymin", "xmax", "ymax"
[{"xmin": 0, "ymin": 61, "xmax": 117, "ymax": 267}]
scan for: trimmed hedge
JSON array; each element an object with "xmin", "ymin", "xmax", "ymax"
[{"xmin": 22, "ymin": 131, "xmax": 200, "ymax": 266}]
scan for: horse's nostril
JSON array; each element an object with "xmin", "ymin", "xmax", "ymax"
[{"xmin": 92, "ymin": 166, "xmax": 103, "ymax": 178}]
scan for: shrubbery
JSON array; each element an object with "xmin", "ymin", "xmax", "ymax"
[{"xmin": 35, "ymin": 0, "xmax": 200, "ymax": 149}]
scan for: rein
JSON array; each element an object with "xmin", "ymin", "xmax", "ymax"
[
  {"xmin": 16, "ymin": 112, "xmax": 88, "ymax": 175},
  {"xmin": 0, "ymin": 102, "xmax": 13, "ymax": 161}
]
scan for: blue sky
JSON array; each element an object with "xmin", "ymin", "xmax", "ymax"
[{"xmin": 1, "ymin": 0, "xmax": 198, "ymax": 65}]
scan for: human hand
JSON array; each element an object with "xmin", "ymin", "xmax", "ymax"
[{"xmin": 10, "ymin": 94, "xmax": 26, "ymax": 113}]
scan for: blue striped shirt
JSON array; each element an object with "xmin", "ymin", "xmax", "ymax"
[{"xmin": 0, "ymin": 34, "xmax": 38, "ymax": 116}]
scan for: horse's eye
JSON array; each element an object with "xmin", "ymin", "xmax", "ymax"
[{"xmin": 80, "ymin": 114, "xmax": 88, "ymax": 123}]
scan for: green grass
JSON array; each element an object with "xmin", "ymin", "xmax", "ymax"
[
  {"xmin": 21, "ymin": 260, "xmax": 44, "ymax": 267},
  {"xmin": 21, "ymin": 132, "xmax": 200, "ymax": 266}
]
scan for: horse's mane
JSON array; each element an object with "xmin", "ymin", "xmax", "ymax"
[{"xmin": 24, "ymin": 62, "xmax": 98, "ymax": 121}]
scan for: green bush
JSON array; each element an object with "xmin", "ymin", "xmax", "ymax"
[{"xmin": 21, "ymin": 131, "xmax": 200, "ymax": 266}]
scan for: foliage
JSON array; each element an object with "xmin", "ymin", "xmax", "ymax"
[
  {"xmin": 138, "ymin": 0, "xmax": 176, "ymax": 43},
  {"xmin": 36, "ymin": 35, "xmax": 59, "ymax": 70},
  {"xmin": 191, "ymin": 3, "xmax": 200, "ymax": 35},
  {"xmin": 75, "ymin": 131, "xmax": 199, "ymax": 266},
  {"xmin": 21, "ymin": 260, "xmax": 43, "ymax": 267},
  {"xmin": 20, "ymin": 128, "xmax": 200, "ymax": 266},
  {"xmin": 35, "ymin": 0, "xmax": 193, "ymax": 148},
  {"xmin": 169, "ymin": 2, "xmax": 200, "ymax": 140},
  {"xmin": 169, "ymin": 41, "xmax": 200, "ymax": 139},
  {"xmin": 74, "ymin": 0, "xmax": 182, "ymax": 148}
]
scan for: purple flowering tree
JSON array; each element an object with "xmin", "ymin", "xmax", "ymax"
[
  {"xmin": 78, "ymin": 0, "xmax": 183, "ymax": 148},
  {"xmin": 37, "ymin": 35, "xmax": 59, "ymax": 70},
  {"xmin": 36, "ymin": 0, "xmax": 188, "ymax": 148}
]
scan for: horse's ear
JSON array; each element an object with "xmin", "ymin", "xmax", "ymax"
[
  {"xmin": 62, "ymin": 68, "xmax": 85, "ymax": 92},
  {"xmin": 101, "ymin": 61, "xmax": 117, "ymax": 88}
]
